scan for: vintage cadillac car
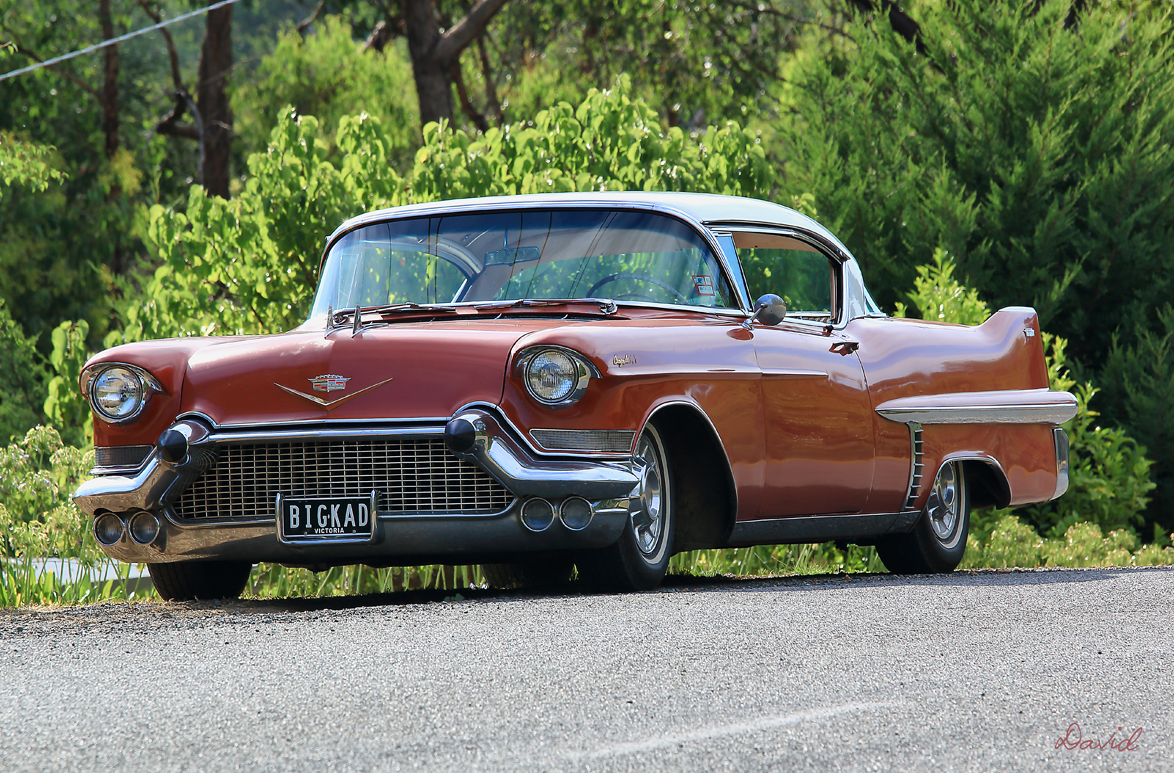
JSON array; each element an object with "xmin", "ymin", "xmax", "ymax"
[{"xmin": 73, "ymin": 192, "xmax": 1076, "ymax": 600}]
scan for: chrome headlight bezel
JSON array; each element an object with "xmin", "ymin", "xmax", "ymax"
[
  {"xmin": 516, "ymin": 346, "xmax": 597, "ymax": 408},
  {"xmin": 81, "ymin": 363, "xmax": 164, "ymax": 425}
]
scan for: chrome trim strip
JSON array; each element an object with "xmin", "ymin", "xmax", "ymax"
[
  {"xmin": 759, "ymin": 368, "xmax": 829, "ymax": 379},
  {"xmin": 726, "ymin": 513, "xmax": 904, "ymax": 546},
  {"xmin": 876, "ymin": 390, "xmax": 1079, "ymax": 426},
  {"xmin": 202, "ymin": 425, "xmax": 446, "ymax": 444},
  {"xmin": 174, "ymin": 411, "xmax": 453, "ymax": 430},
  {"xmin": 1052, "ymin": 428, "xmax": 1070, "ymax": 500},
  {"xmin": 903, "ymin": 423, "xmax": 924, "ymax": 511},
  {"xmin": 877, "ymin": 403, "xmax": 1078, "ymax": 425}
]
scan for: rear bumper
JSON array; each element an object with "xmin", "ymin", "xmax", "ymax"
[
  {"xmin": 73, "ymin": 408, "xmax": 638, "ymax": 565},
  {"xmin": 1051, "ymin": 427, "xmax": 1070, "ymax": 500}
]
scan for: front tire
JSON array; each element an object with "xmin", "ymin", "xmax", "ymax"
[
  {"xmin": 877, "ymin": 460, "xmax": 969, "ymax": 574},
  {"xmin": 148, "ymin": 561, "xmax": 252, "ymax": 601},
  {"xmin": 576, "ymin": 424, "xmax": 675, "ymax": 592}
]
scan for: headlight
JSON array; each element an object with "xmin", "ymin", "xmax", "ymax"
[
  {"xmin": 519, "ymin": 347, "xmax": 595, "ymax": 407},
  {"xmin": 84, "ymin": 364, "xmax": 161, "ymax": 424}
]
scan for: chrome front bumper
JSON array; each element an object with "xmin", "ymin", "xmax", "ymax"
[{"xmin": 73, "ymin": 409, "xmax": 638, "ymax": 565}]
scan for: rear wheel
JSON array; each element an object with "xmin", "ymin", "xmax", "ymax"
[
  {"xmin": 576, "ymin": 424, "xmax": 674, "ymax": 592},
  {"xmin": 148, "ymin": 561, "xmax": 252, "ymax": 601},
  {"xmin": 481, "ymin": 557, "xmax": 575, "ymax": 590},
  {"xmin": 877, "ymin": 460, "xmax": 969, "ymax": 574}
]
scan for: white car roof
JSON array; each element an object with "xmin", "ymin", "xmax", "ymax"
[{"xmin": 326, "ymin": 192, "xmax": 855, "ymax": 261}]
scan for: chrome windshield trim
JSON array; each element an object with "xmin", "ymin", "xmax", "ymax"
[{"xmin": 318, "ymin": 199, "xmax": 753, "ymax": 314}]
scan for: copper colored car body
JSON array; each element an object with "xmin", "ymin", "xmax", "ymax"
[{"xmin": 73, "ymin": 193, "xmax": 1076, "ymax": 598}]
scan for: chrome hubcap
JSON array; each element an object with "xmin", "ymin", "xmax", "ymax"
[
  {"xmin": 926, "ymin": 462, "xmax": 961, "ymax": 543},
  {"xmin": 630, "ymin": 432, "xmax": 665, "ymax": 557}
]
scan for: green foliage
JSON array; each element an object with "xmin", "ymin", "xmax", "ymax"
[
  {"xmin": 962, "ymin": 514, "xmax": 1174, "ymax": 569},
  {"xmin": 0, "ymin": 133, "xmax": 62, "ymax": 194},
  {"xmin": 1099, "ymin": 306, "xmax": 1174, "ymax": 534},
  {"xmin": 670, "ymin": 542, "xmax": 885, "ymax": 577},
  {"xmin": 127, "ymin": 83, "xmax": 774, "ymax": 342},
  {"xmin": 782, "ymin": 0, "xmax": 1174, "ymax": 375},
  {"xmin": 233, "ymin": 16, "xmax": 419, "ymax": 172},
  {"xmin": 43, "ymin": 319, "xmax": 92, "ymax": 447},
  {"xmin": 0, "ymin": 299, "xmax": 48, "ymax": 444},
  {"xmin": 892, "ymin": 248, "xmax": 991, "ymax": 325},
  {"xmin": 0, "ymin": 426, "xmax": 93, "ymax": 559}
]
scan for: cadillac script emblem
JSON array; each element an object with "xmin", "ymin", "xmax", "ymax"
[
  {"xmin": 310, "ymin": 374, "xmax": 350, "ymax": 392},
  {"xmin": 274, "ymin": 373, "xmax": 393, "ymax": 409}
]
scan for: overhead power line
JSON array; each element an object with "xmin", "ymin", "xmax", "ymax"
[{"xmin": 0, "ymin": 0, "xmax": 241, "ymax": 84}]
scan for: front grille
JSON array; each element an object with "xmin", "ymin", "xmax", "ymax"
[
  {"xmin": 94, "ymin": 445, "xmax": 152, "ymax": 470},
  {"xmin": 173, "ymin": 438, "xmax": 513, "ymax": 520},
  {"xmin": 529, "ymin": 428, "xmax": 635, "ymax": 453}
]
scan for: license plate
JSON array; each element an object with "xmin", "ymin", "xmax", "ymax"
[{"xmin": 277, "ymin": 493, "xmax": 377, "ymax": 543}]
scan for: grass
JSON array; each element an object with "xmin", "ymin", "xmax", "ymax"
[{"xmin": 0, "ymin": 555, "xmax": 153, "ymax": 607}]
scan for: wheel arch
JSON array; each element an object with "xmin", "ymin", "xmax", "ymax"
[
  {"xmin": 641, "ymin": 401, "xmax": 737, "ymax": 552},
  {"xmin": 944, "ymin": 454, "xmax": 1012, "ymax": 510}
]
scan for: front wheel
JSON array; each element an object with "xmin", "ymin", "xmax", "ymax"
[
  {"xmin": 877, "ymin": 460, "xmax": 970, "ymax": 574},
  {"xmin": 576, "ymin": 424, "xmax": 675, "ymax": 592},
  {"xmin": 148, "ymin": 560, "xmax": 252, "ymax": 601}
]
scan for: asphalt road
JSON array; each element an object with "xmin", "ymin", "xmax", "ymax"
[{"xmin": 1, "ymin": 567, "xmax": 1171, "ymax": 772}]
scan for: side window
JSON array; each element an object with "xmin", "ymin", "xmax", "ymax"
[{"xmin": 732, "ymin": 232, "xmax": 837, "ymax": 321}]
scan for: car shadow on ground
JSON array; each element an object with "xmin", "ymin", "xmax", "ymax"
[
  {"xmin": 5, "ymin": 566, "xmax": 1168, "ymax": 625},
  {"xmin": 193, "ymin": 564, "xmax": 1172, "ymax": 614}
]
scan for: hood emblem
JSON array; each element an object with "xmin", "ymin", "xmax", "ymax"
[
  {"xmin": 310, "ymin": 374, "xmax": 350, "ymax": 392},
  {"xmin": 275, "ymin": 375, "xmax": 393, "ymax": 409}
]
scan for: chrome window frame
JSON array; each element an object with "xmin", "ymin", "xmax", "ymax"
[{"xmin": 708, "ymin": 225, "xmax": 853, "ymax": 330}]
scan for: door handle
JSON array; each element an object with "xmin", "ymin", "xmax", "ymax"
[{"xmin": 830, "ymin": 340, "xmax": 859, "ymax": 355}]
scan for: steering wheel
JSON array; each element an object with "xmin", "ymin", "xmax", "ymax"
[{"xmin": 587, "ymin": 273, "xmax": 690, "ymax": 303}]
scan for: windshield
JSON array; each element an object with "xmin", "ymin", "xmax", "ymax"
[{"xmin": 310, "ymin": 209, "xmax": 734, "ymax": 318}]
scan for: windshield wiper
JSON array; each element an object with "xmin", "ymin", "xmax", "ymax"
[
  {"xmin": 472, "ymin": 298, "xmax": 619, "ymax": 315},
  {"xmin": 325, "ymin": 303, "xmax": 458, "ymax": 337},
  {"xmin": 373, "ymin": 302, "xmax": 458, "ymax": 315}
]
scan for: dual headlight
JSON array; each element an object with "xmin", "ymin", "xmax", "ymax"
[
  {"xmin": 517, "ymin": 346, "xmax": 596, "ymax": 408},
  {"xmin": 82, "ymin": 364, "xmax": 162, "ymax": 424}
]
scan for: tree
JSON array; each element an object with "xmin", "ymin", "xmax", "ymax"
[
  {"xmin": 362, "ymin": 0, "xmax": 510, "ymax": 126},
  {"xmin": 139, "ymin": 0, "xmax": 235, "ymax": 198}
]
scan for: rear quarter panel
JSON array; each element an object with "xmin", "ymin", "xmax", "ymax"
[{"xmin": 849, "ymin": 307, "xmax": 1057, "ymax": 511}]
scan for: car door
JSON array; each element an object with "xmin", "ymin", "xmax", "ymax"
[{"xmin": 731, "ymin": 231, "xmax": 876, "ymax": 517}]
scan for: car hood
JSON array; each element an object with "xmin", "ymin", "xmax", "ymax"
[{"xmin": 180, "ymin": 322, "xmax": 538, "ymax": 426}]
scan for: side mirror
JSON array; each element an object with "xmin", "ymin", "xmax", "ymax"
[{"xmin": 746, "ymin": 294, "xmax": 787, "ymax": 328}]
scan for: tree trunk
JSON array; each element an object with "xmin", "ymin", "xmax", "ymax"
[
  {"xmin": 196, "ymin": 5, "xmax": 233, "ymax": 198},
  {"xmin": 98, "ymin": 0, "xmax": 119, "ymax": 160},
  {"xmin": 98, "ymin": 0, "xmax": 124, "ymax": 276},
  {"xmin": 401, "ymin": 0, "xmax": 511, "ymax": 129},
  {"xmin": 404, "ymin": 0, "xmax": 453, "ymax": 126}
]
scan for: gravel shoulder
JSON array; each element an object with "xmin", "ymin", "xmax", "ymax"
[{"xmin": 1, "ymin": 567, "xmax": 1170, "ymax": 772}]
